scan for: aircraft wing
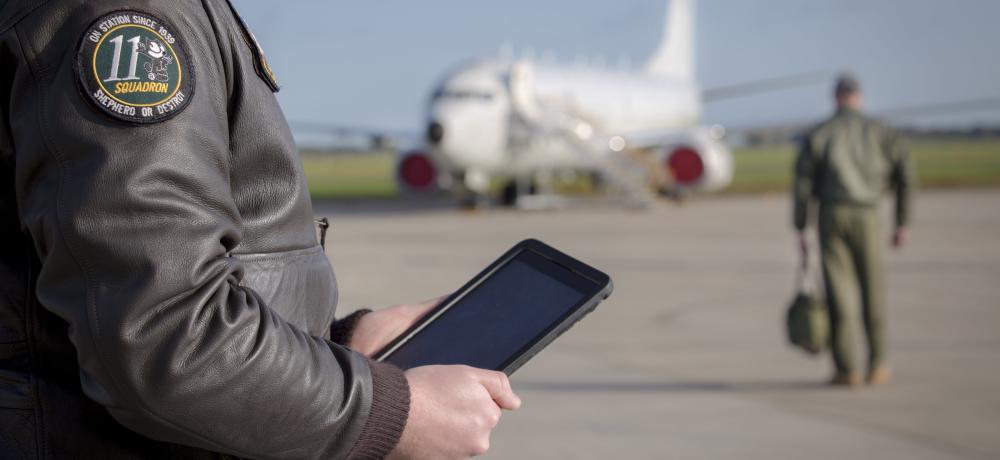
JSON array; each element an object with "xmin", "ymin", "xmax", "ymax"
[
  {"xmin": 701, "ymin": 71, "xmax": 833, "ymax": 103},
  {"xmin": 289, "ymin": 120, "xmax": 421, "ymax": 151},
  {"xmin": 724, "ymin": 96, "xmax": 1000, "ymax": 143},
  {"xmin": 593, "ymin": 71, "xmax": 836, "ymax": 150},
  {"xmin": 608, "ymin": 126, "xmax": 724, "ymax": 151}
]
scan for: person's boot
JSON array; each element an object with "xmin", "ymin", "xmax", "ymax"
[
  {"xmin": 829, "ymin": 371, "xmax": 863, "ymax": 388},
  {"xmin": 867, "ymin": 366, "xmax": 892, "ymax": 386}
]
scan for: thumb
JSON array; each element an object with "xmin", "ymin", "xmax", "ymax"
[{"xmin": 476, "ymin": 369, "xmax": 522, "ymax": 410}]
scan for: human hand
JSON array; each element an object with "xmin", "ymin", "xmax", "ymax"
[
  {"xmin": 892, "ymin": 227, "xmax": 907, "ymax": 250},
  {"xmin": 349, "ymin": 296, "xmax": 445, "ymax": 357},
  {"xmin": 388, "ymin": 365, "xmax": 522, "ymax": 460}
]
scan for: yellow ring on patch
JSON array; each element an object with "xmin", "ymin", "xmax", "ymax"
[{"xmin": 91, "ymin": 23, "xmax": 183, "ymax": 108}]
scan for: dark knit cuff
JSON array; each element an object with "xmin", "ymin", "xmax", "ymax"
[
  {"xmin": 348, "ymin": 361, "xmax": 411, "ymax": 460},
  {"xmin": 329, "ymin": 309, "xmax": 373, "ymax": 345}
]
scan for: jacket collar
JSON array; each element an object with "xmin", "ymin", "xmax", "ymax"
[{"xmin": 835, "ymin": 106, "xmax": 863, "ymax": 118}]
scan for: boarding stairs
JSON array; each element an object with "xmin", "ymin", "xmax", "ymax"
[{"xmin": 507, "ymin": 61, "xmax": 656, "ymax": 209}]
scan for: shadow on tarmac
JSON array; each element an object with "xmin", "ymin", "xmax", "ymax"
[
  {"xmin": 516, "ymin": 380, "xmax": 828, "ymax": 393},
  {"xmin": 312, "ymin": 197, "xmax": 456, "ymax": 216}
]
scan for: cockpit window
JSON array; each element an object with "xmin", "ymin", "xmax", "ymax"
[{"xmin": 431, "ymin": 88, "xmax": 495, "ymax": 102}]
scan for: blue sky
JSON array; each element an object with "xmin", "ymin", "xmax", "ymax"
[{"xmin": 233, "ymin": 0, "xmax": 1000, "ymax": 133}]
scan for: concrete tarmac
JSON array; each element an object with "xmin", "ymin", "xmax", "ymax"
[{"xmin": 315, "ymin": 189, "xmax": 1000, "ymax": 460}]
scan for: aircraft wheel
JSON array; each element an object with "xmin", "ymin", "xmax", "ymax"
[
  {"xmin": 499, "ymin": 179, "xmax": 538, "ymax": 207},
  {"xmin": 500, "ymin": 181, "xmax": 518, "ymax": 207}
]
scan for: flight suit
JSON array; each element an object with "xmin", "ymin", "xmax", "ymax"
[{"xmin": 793, "ymin": 107, "xmax": 916, "ymax": 375}]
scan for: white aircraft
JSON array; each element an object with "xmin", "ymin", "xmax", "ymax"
[
  {"xmin": 293, "ymin": 0, "xmax": 831, "ymax": 207},
  {"xmin": 394, "ymin": 0, "xmax": 733, "ymax": 207}
]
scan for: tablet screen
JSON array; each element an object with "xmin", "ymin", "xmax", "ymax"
[{"xmin": 383, "ymin": 249, "xmax": 591, "ymax": 370}]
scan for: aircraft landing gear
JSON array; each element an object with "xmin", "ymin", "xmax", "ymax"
[
  {"xmin": 499, "ymin": 178, "xmax": 538, "ymax": 207},
  {"xmin": 453, "ymin": 169, "xmax": 492, "ymax": 210},
  {"xmin": 658, "ymin": 185, "xmax": 688, "ymax": 203}
]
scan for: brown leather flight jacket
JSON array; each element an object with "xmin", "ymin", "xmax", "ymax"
[{"xmin": 0, "ymin": 0, "xmax": 408, "ymax": 458}]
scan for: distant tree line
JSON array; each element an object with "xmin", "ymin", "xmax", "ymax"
[{"xmin": 739, "ymin": 124, "xmax": 1000, "ymax": 147}]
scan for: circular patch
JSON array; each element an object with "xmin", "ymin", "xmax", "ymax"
[{"xmin": 76, "ymin": 11, "xmax": 194, "ymax": 123}]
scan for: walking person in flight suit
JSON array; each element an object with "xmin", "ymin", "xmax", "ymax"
[{"xmin": 793, "ymin": 75, "xmax": 917, "ymax": 388}]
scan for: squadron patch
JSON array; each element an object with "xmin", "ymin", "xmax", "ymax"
[{"xmin": 76, "ymin": 11, "xmax": 194, "ymax": 123}]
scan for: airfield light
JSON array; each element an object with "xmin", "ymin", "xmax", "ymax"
[
  {"xmin": 709, "ymin": 124, "xmax": 726, "ymax": 140},
  {"xmin": 609, "ymin": 136, "xmax": 626, "ymax": 152}
]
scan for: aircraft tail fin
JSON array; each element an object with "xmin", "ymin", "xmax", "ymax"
[{"xmin": 645, "ymin": 0, "xmax": 694, "ymax": 81}]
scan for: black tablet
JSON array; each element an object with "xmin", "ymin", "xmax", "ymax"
[{"xmin": 373, "ymin": 239, "xmax": 613, "ymax": 375}]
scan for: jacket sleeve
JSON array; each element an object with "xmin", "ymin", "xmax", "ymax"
[
  {"xmin": 330, "ymin": 309, "xmax": 373, "ymax": 346},
  {"xmin": 792, "ymin": 137, "xmax": 816, "ymax": 231},
  {"xmin": 9, "ymin": 4, "xmax": 406, "ymax": 459},
  {"xmin": 885, "ymin": 128, "xmax": 916, "ymax": 228}
]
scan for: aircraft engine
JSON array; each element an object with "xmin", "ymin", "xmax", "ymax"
[
  {"xmin": 396, "ymin": 150, "xmax": 441, "ymax": 193},
  {"xmin": 667, "ymin": 145, "xmax": 704, "ymax": 185},
  {"xmin": 658, "ymin": 128, "xmax": 734, "ymax": 193}
]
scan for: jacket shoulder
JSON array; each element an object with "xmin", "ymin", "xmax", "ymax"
[
  {"xmin": 3, "ymin": 0, "xmax": 210, "ymax": 34},
  {"xmin": 805, "ymin": 115, "xmax": 838, "ymax": 144},
  {"xmin": 853, "ymin": 112, "xmax": 900, "ymax": 143},
  {"xmin": 0, "ymin": 0, "xmax": 47, "ymax": 34},
  {"xmin": 866, "ymin": 115, "xmax": 896, "ymax": 137}
]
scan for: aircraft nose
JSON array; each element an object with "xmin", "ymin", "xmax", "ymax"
[{"xmin": 426, "ymin": 121, "xmax": 444, "ymax": 145}]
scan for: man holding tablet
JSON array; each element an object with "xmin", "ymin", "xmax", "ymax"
[{"xmin": 1, "ymin": 1, "xmax": 525, "ymax": 459}]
